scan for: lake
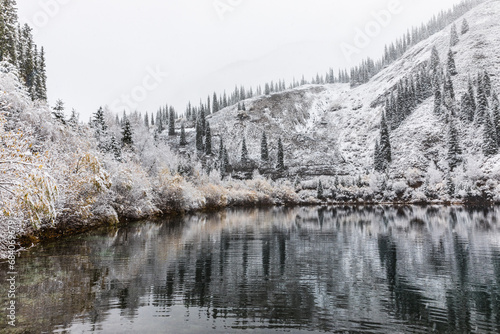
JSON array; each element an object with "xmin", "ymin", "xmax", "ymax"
[{"xmin": 1, "ymin": 206, "xmax": 500, "ymax": 333}]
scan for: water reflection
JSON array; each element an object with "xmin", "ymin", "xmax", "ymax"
[{"xmin": 2, "ymin": 206, "xmax": 500, "ymax": 333}]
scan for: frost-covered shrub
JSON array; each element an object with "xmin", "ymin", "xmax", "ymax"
[
  {"xmin": 405, "ymin": 168, "xmax": 424, "ymax": 188},
  {"xmin": 392, "ymin": 181, "xmax": 408, "ymax": 197},
  {"xmin": 109, "ymin": 161, "xmax": 158, "ymax": 219},
  {"xmin": 199, "ymin": 184, "xmax": 228, "ymax": 209}
]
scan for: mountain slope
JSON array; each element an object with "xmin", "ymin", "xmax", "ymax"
[{"xmin": 207, "ymin": 0, "xmax": 500, "ymax": 185}]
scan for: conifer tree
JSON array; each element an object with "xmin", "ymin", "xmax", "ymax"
[
  {"xmin": 219, "ymin": 137, "xmax": 224, "ymax": 161},
  {"xmin": 261, "ymin": 131, "xmax": 269, "ymax": 162},
  {"xmin": 430, "ymin": 46, "xmax": 440, "ymax": 75},
  {"xmin": 450, "ymin": 23, "xmax": 459, "ymax": 47},
  {"xmin": 468, "ymin": 77, "xmax": 476, "ymax": 113},
  {"xmin": 460, "ymin": 93, "xmax": 474, "ymax": 123},
  {"xmin": 121, "ymin": 117, "xmax": 134, "ymax": 148},
  {"xmin": 379, "ymin": 113, "xmax": 392, "ymax": 168},
  {"xmin": 92, "ymin": 107, "xmax": 111, "ymax": 152},
  {"xmin": 195, "ymin": 120, "xmax": 204, "ymax": 151},
  {"xmin": 276, "ymin": 138, "xmax": 285, "ymax": 171},
  {"xmin": 461, "ymin": 18, "xmax": 469, "ymax": 34},
  {"xmin": 144, "ymin": 112, "xmax": 149, "ymax": 128},
  {"xmin": 483, "ymin": 71, "xmax": 491, "ymax": 97},
  {"xmin": 52, "ymin": 99, "xmax": 66, "ymax": 124},
  {"xmin": 446, "ymin": 174, "xmax": 455, "ymax": 197},
  {"xmin": 492, "ymin": 93, "xmax": 500, "ymax": 146},
  {"xmin": 317, "ymin": 180, "xmax": 324, "ymax": 199},
  {"xmin": 110, "ymin": 135, "xmax": 122, "ymax": 162},
  {"xmin": 476, "ymin": 75, "xmax": 488, "ymax": 124},
  {"xmin": 180, "ymin": 123, "xmax": 187, "ymax": 146},
  {"xmin": 0, "ymin": 0, "xmax": 19, "ymax": 65},
  {"xmin": 434, "ymin": 86, "xmax": 442, "ymax": 115},
  {"xmin": 483, "ymin": 114, "xmax": 498, "ymax": 156},
  {"xmin": 68, "ymin": 109, "xmax": 79, "ymax": 127},
  {"xmin": 222, "ymin": 148, "xmax": 229, "ymax": 178},
  {"xmin": 212, "ymin": 92, "xmax": 219, "ymax": 113},
  {"xmin": 241, "ymin": 137, "xmax": 249, "ymax": 163},
  {"xmin": 35, "ymin": 47, "xmax": 47, "ymax": 100},
  {"xmin": 447, "ymin": 118, "xmax": 461, "ymax": 170},
  {"xmin": 447, "ymin": 49, "xmax": 457, "ymax": 76},
  {"xmin": 374, "ymin": 140, "xmax": 383, "ymax": 172},
  {"xmin": 168, "ymin": 108, "xmax": 175, "ymax": 135},
  {"xmin": 443, "ymin": 73, "xmax": 455, "ymax": 109},
  {"xmin": 205, "ymin": 122, "xmax": 212, "ymax": 155}
]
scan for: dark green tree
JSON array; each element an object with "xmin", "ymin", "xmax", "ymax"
[
  {"xmin": 379, "ymin": 113, "xmax": 392, "ymax": 167},
  {"xmin": 205, "ymin": 122, "xmax": 212, "ymax": 155},
  {"xmin": 476, "ymin": 75, "xmax": 488, "ymax": 124},
  {"xmin": 121, "ymin": 117, "xmax": 134, "ymax": 148},
  {"xmin": 483, "ymin": 113, "xmax": 498, "ymax": 156},
  {"xmin": 168, "ymin": 108, "xmax": 175, "ymax": 135},
  {"xmin": 317, "ymin": 180, "xmax": 324, "ymax": 199},
  {"xmin": 110, "ymin": 135, "xmax": 122, "ymax": 162},
  {"xmin": 447, "ymin": 49, "xmax": 457, "ymax": 76},
  {"xmin": 447, "ymin": 118, "xmax": 461, "ymax": 170},
  {"xmin": 241, "ymin": 136, "xmax": 249, "ymax": 163},
  {"xmin": 52, "ymin": 99, "xmax": 66, "ymax": 124},
  {"xmin": 434, "ymin": 85, "xmax": 442, "ymax": 115},
  {"xmin": 276, "ymin": 137, "xmax": 285, "ymax": 171},
  {"xmin": 196, "ymin": 119, "xmax": 204, "ymax": 151},
  {"xmin": 261, "ymin": 131, "xmax": 269, "ymax": 162},
  {"xmin": 450, "ymin": 23, "xmax": 459, "ymax": 47},
  {"xmin": 180, "ymin": 123, "xmax": 187, "ymax": 146},
  {"xmin": 461, "ymin": 18, "xmax": 469, "ymax": 34}
]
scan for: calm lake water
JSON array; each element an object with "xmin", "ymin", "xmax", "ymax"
[{"xmin": 2, "ymin": 206, "xmax": 500, "ymax": 333}]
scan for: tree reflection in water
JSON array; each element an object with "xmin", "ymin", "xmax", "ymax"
[{"xmin": 2, "ymin": 206, "xmax": 500, "ymax": 333}]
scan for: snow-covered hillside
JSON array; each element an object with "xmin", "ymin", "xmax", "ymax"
[{"xmin": 207, "ymin": 0, "xmax": 500, "ymax": 183}]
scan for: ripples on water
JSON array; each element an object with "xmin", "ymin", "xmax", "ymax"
[{"xmin": 2, "ymin": 206, "xmax": 500, "ymax": 333}]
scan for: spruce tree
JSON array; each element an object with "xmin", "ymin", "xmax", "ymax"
[
  {"xmin": 168, "ymin": 108, "xmax": 175, "ymax": 135},
  {"xmin": 483, "ymin": 71, "xmax": 491, "ymax": 97},
  {"xmin": 68, "ymin": 109, "xmax": 79, "ymax": 127},
  {"xmin": 121, "ymin": 117, "xmax": 134, "ymax": 148},
  {"xmin": 241, "ymin": 137, "xmax": 249, "ymax": 163},
  {"xmin": 492, "ymin": 93, "xmax": 500, "ymax": 146},
  {"xmin": 52, "ymin": 99, "xmax": 66, "ymax": 124},
  {"xmin": 461, "ymin": 18, "xmax": 469, "ymax": 35},
  {"xmin": 460, "ymin": 93, "xmax": 474, "ymax": 122},
  {"xmin": 180, "ymin": 123, "xmax": 187, "ymax": 146},
  {"xmin": 212, "ymin": 92, "xmax": 219, "ymax": 113},
  {"xmin": 434, "ymin": 86, "xmax": 442, "ymax": 115},
  {"xmin": 447, "ymin": 118, "xmax": 461, "ymax": 170},
  {"xmin": 374, "ymin": 140, "xmax": 383, "ymax": 172},
  {"xmin": 483, "ymin": 113, "xmax": 498, "ymax": 157},
  {"xmin": 379, "ymin": 113, "xmax": 392, "ymax": 168},
  {"xmin": 443, "ymin": 73, "xmax": 455, "ymax": 109},
  {"xmin": 276, "ymin": 138, "xmax": 285, "ymax": 171},
  {"xmin": 468, "ymin": 77, "xmax": 476, "ymax": 113},
  {"xmin": 450, "ymin": 23, "xmax": 459, "ymax": 47},
  {"xmin": 317, "ymin": 180, "xmax": 324, "ymax": 199},
  {"xmin": 0, "ymin": 0, "xmax": 18, "ymax": 65},
  {"xmin": 222, "ymin": 148, "xmax": 229, "ymax": 178},
  {"xmin": 195, "ymin": 120, "xmax": 204, "ymax": 151},
  {"xmin": 261, "ymin": 131, "xmax": 269, "ymax": 162},
  {"xmin": 430, "ymin": 46, "xmax": 440, "ymax": 75},
  {"xmin": 447, "ymin": 49, "xmax": 457, "ymax": 76},
  {"xmin": 476, "ymin": 75, "xmax": 488, "ymax": 124},
  {"xmin": 205, "ymin": 122, "xmax": 212, "ymax": 155},
  {"xmin": 110, "ymin": 135, "xmax": 122, "ymax": 162},
  {"xmin": 219, "ymin": 138, "xmax": 224, "ymax": 161}
]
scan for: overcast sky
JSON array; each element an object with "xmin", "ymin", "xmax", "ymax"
[{"xmin": 17, "ymin": 0, "xmax": 463, "ymax": 120}]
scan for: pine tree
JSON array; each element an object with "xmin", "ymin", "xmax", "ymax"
[
  {"xmin": 121, "ymin": 117, "xmax": 134, "ymax": 148},
  {"xmin": 447, "ymin": 49, "xmax": 457, "ymax": 76},
  {"xmin": 379, "ymin": 113, "xmax": 392, "ymax": 168},
  {"xmin": 0, "ymin": 0, "xmax": 19, "ymax": 66},
  {"xmin": 241, "ymin": 137, "xmax": 249, "ymax": 163},
  {"xmin": 212, "ymin": 92, "xmax": 219, "ymax": 113},
  {"xmin": 110, "ymin": 135, "xmax": 122, "ymax": 162},
  {"xmin": 483, "ymin": 71, "xmax": 491, "ymax": 97},
  {"xmin": 461, "ymin": 18, "xmax": 469, "ymax": 35},
  {"xmin": 168, "ymin": 108, "xmax": 175, "ymax": 135},
  {"xmin": 52, "ymin": 99, "xmax": 66, "ymax": 124},
  {"xmin": 144, "ymin": 112, "xmax": 149, "ymax": 128},
  {"xmin": 222, "ymin": 148, "xmax": 229, "ymax": 178},
  {"xmin": 468, "ymin": 77, "xmax": 476, "ymax": 113},
  {"xmin": 476, "ymin": 74, "xmax": 488, "ymax": 124},
  {"xmin": 450, "ymin": 23, "xmax": 459, "ymax": 47},
  {"xmin": 179, "ymin": 123, "xmax": 187, "ymax": 146},
  {"xmin": 276, "ymin": 138, "xmax": 285, "ymax": 171},
  {"xmin": 195, "ymin": 120, "xmax": 204, "ymax": 151},
  {"xmin": 447, "ymin": 118, "xmax": 461, "ymax": 170},
  {"xmin": 443, "ymin": 72, "xmax": 455, "ymax": 110},
  {"xmin": 205, "ymin": 122, "xmax": 212, "ymax": 155},
  {"xmin": 261, "ymin": 131, "xmax": 269, "ymax": 162},
  {"xmin": 317, "ymin": 180, "xmax": 324, "ymax": 199},
  {"xmin": 92, "ymin": 107, "xmax": 110, "ymax": 152},
  {"xmin": 446, "ymin": 174, "xmax": 455, "ymax": 197},
  {"xmin": 483, "ymin": 113, "xmax": 498, "ymax": 157},
  {"xmin": 68, "ymin": 108, "xmax": 79, "ymax": 127},
  {"xmin": 492, "ymin": 93, "xmax": 500, "ymax": 146},
  {"xmin": 430, "ymin": 46, "xmax": 440, "ymax": 75},
  {"xmin": 434, "ymin": 86, "xmax": 442, "ymax": 115},
  {"xmin": 35, "ymin": 47, "xmax": 47, "ymax": 100},
  {"xmin": 460, "ymin": 93, "xmax": 474, "ymax": 122},
  {"xmin": 219, "ymin": 137, "xmax": 224, "ymax": 161},
  {"xmin": 374, "ymin": 140, "xmax": 384, "ymax": 172}
]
